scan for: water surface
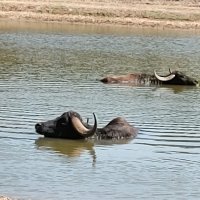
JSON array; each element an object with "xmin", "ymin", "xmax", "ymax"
[{"xmin": 0, "ymin": 22, "xmax": 200, "ymax": 200}]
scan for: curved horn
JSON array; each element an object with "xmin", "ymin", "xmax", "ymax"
[
  {"xmin": 71, "ymin": 113, "xmax": 97, "ymax": 138},
  {"xmin": 154, "ymin": 70, "xmax": 175, "ymax": 82}
]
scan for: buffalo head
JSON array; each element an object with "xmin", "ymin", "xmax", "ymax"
[
  {"xmin": 35, "ymin": 111, "xmax": 97, "ymax": 139},
  {"xmin": 154, "ymin": 69, "xmax": 199, "ymax": 86}
]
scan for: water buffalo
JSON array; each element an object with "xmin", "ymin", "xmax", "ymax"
[
  {"xmin": 35, "ymin": 111, "xmax": 138, "ymax": 140},
  {"xmin": 100, "ymin": 69, "xmax": 199, "ymax": 86}
]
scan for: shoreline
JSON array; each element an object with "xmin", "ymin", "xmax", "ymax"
[
  {"xmin": 0, "ymin": 197, "xmax": 12, "ymax": 200},
  {"xmin": 0, "ymin": 0, "xmax": 200, "ymax": 29}
]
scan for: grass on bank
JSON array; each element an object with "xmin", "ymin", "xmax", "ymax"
[{"xmin": 0, "ymin": 0, "xmax": 200, "ymax": 28}]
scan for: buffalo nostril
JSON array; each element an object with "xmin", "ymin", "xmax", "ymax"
[{"xmin": 35, "ymin": 123, "xmax": 42, "ymax": 132}]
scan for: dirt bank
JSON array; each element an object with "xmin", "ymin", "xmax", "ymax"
[
  {"xmin": 0, "ymin": 0, "xmax": 200, "ymax": 29},
  {"xmin": 0, "ymin": 196, "xmax": 12, "ymax": 200}
]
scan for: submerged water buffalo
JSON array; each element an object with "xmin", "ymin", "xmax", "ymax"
[
  {"xmin": 35, "ymin": 111, "xmax": 138, "ymax": 140},
  {"xmin": 100, "ymin": 69, "xmax": 199, "ymax": 86}
]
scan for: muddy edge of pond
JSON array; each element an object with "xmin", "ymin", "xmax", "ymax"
[
  {"xmin": 0, "ymin": 0, "xmax": 200, "ymax": 29},
  {"xmin": 0, "ymin": 196, "xmax": 13, "ymax": 200}
]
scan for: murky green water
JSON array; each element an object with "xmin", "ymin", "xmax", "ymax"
[{"xmin": 0, "ymin": 21, "xmax": 200, "ymax": 200}]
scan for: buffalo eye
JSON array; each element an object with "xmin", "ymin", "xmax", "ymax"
[{"xmin": 56, "ymin": 117, "xmax": 67, "ymax": 128}]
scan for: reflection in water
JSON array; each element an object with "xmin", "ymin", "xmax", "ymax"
[
  {"xmin": 1, "ymin": 20, "xmax": 200, "ymax": 37},
  {"xmin": 35, "ymin": 137, "xmax": 95, "ymax": 159},
  {"xmin": 35, "ymin": 137, "xmax": 133, "ymax": 166},
  {"xmin": 152, "ymin": 85, "xmax": 197, "ymax": 94},
  {"xmin": 0, "ymin": 48, "xmax": 19, "ymax": 79}
]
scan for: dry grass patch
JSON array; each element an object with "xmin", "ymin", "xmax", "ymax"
[{"xmin": 0, "ymin": 0, "xmax": 200, "ymax": 28}]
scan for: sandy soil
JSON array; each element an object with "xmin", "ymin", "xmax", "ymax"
[
  {"xmin": 0, "ymin": 197, "xmax": 12, "ymax": 200},
  {"xmin": 0, "ymin": 0, "xmax": 200, "ymax": 29}
]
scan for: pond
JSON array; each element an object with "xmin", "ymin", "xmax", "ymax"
[{"xmin": 0, "ymin": 21, "xmax": 200, "ymax": 200}]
